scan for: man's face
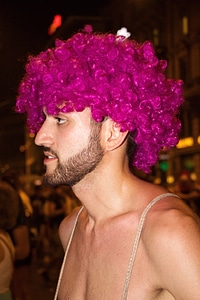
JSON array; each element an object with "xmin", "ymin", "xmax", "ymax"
[{"xmin": 35, "ymin": 108, "xmax": 104, "ymax": 186}]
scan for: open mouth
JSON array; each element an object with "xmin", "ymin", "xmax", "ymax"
[{"xmin": 43, "ymin": 151, "xmax": 58, "ymax": 163}]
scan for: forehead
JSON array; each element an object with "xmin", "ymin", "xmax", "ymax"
[{"xmin": 44, "ymin": 106, "xmax": 94, "ymax": 123}]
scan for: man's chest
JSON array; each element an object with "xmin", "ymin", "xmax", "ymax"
[{"xmin": 57, "ymin": 231, "xmax": 173, "ymax": 300}]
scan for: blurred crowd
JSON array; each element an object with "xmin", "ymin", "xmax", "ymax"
[
  {"xmin": 30, "ymin": 183, "xmax": 80, "ymax": 284},
  {"xmin": 0, "ymin": 170, "xmax": 80, "ymax": 300}
]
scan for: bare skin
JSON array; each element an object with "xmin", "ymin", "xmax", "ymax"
[{"xmin": 35, "ymin": 108, "xmax": 200, "ymax": 299}]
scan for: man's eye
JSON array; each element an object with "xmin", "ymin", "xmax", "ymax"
[{"xmin": 55, "ymin": 117, "xmax": 66, "ymax": 125}]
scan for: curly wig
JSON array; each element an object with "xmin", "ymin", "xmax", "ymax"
[{"xmin": 16, "ymin": 25, "xmax": 184, "ymax": 173}]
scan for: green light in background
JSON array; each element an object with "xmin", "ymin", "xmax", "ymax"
[{"xmin": 159, "ymin": 161, "xmax": 169, "ymax": 172}]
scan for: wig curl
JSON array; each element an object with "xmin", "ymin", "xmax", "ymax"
[{"xmin": 16, "ymin": 24, "xmax": 184, "ymax": 173}]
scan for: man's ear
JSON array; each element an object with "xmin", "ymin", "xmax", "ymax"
[{"xmin": 102, "ymin": 119, "xmax": 128, "ymax": 151}]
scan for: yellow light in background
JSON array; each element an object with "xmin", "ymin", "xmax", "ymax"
[
  {"xmin": 197, "ymin": 136, "xmax": 200, "ymax": 144},
  {"xmin": 182, "ymin": 16, "xmax": 188, "ymax": 35},
  {"xmin": 166, "ymin": 175, "xmax": 175, "ymax": 184},
  {"xmin": 176, "ymin": 137, "xmax": 194, "ymax": 148},
  {"xmin": 191, "ymin": 172, "xmax": 197, "ymax": 181},
  {"xmin": 154, "ymin": 177, "xmax": 161, "ymax": 185}
]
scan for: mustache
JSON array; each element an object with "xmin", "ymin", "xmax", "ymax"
[{"xmin": 43, "ymin": 146, "xmax": 58, "ymax": 158}]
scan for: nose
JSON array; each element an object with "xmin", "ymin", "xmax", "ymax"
[{"xmin": 35, "ymin": 121, "xmax": 54, "ymax": 147}]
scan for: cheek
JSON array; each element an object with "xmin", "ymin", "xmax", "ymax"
[{"xmin": 57, "ymin": 129, "xmax": 90, "ymax": 157}]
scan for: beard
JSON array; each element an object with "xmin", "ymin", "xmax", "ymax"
[{"xmin": 43, "ymin": 121, "xmax": 104, "ymax": 187}]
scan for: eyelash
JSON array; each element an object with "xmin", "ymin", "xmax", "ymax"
[{"xmin": 55, "ymin": 117, "xmax": 66, "ymax": 125}]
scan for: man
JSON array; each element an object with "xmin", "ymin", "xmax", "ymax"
[{"xmin": 16, "ymin": 25, "xmax": 200, "ymax": 299}]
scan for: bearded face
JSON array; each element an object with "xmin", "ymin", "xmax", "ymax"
[{"xmin": 43, "ymin": 119, "xmax": 104, "ymax": 187}]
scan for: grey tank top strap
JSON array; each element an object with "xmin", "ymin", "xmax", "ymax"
[
  {"xmin": 121, "ymin": 192, "xmax": 179, "ymax": 300},
  {"xmin": 54, "ymin": 206, "xmax": 84, "ymax": 300}
]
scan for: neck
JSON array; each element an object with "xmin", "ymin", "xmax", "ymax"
[{"xmin": 72, "ymin": 165, "xmax": 140, "ymax": 223}]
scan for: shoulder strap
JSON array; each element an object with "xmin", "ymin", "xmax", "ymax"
[
  {"xmin": 54, "ymin": 206, "xmax": 84, "ymax": 300},
  {"xmin": 121, "ymin": 193, "xmax": 179, "ymax": 300}
]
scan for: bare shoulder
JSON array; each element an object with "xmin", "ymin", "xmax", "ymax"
[
  {"xmin": 59, "ymin": 205, "xmax": 83, "ymax": 249},
  {"xmin": 145, "ymin": 194, "xmax": 200, "ymax": 251},
  {"xmin": 143, "ymin": 194, "xmax": 200, "ymax": 297}
]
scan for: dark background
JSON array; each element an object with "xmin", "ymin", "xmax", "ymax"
[{"xmin": 0, "ymin": 0, "xmax": 108, "ymax": 101}]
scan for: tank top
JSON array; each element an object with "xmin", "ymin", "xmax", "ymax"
[{"xmin": 54, "ymin": 192, "xmax": 178, "ymax": 300}]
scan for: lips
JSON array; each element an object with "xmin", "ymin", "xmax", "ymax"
[{"xmin": 43, "ymin": 150, "xmax": 58, "ymax": 163}]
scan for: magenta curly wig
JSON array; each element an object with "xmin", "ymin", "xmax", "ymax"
[{"xmin": 16, "ymin": 25, "xmax": 184, "ymax": 173}]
